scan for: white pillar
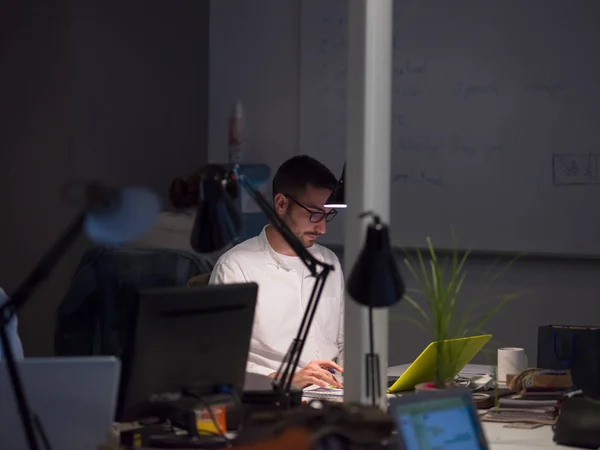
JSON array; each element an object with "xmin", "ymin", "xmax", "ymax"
[{"xmin": 343, "ymin": 0, "xmax": 393, "ymax": 410}]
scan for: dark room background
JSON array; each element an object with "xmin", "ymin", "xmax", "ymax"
[
  {"xmin": 0, "ymin": 0, "xmax": 210, "ymax": 355},
  {"xmin": 4, "ymin": 0, "xmax": 600, "ymax": 367}
]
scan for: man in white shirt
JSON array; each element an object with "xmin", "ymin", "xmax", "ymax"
[{"xmin": 209, "ymin": 155, "xmax": 344, "ymax": 389}]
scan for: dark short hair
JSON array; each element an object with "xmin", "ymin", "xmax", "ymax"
[{"xmin": 272, "ymin": 155, "xmax": 338, "ymax": 199}]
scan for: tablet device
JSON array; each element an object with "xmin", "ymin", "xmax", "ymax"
[{"xmin": 389, "ymin": 388, "xmax": 489, "ymax": 450}]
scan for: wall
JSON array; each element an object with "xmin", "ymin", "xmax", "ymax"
[
  {"xmin": 208, "ymin": 0, "xmax": 300, "ymax": 171},
  {"xmin": 209, "ymin": 0, "xmax": 600, "ymax": 366},
  {"xmin": 0, "ymin": 0, "xmax": 76, "ymax": 357},
  {"xmin": 301, "ymin": 0, "xmax": 600, "ymax": 257},
  {"xmin": 330, "ymin": 246, "xmax": 600, "ymax": 366},
  {"xmin": 72, "ymin": 0, "xmax": 211, "ymax": 203},
  {"xmin": 0, "ymin": 0, "xmax": 210, "ymax": 355}
]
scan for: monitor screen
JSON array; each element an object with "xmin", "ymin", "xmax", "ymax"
[
  {"xmin": 392, "ymin": 394, "xmax": 487, "ymax": 450},
  {"xmin": 118, "ymin": 283, "xmax": 258, "ymax": 421}
]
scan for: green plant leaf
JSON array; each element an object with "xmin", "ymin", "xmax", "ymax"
[
  {"xmin": 476, "ymin": 254, "xmax": 522, "ymax": 308},
  {"xmin": 470, "ymin": 289, "xmax": 532, "ymax": 332},
  {"xmin": 394, "ymin": 314, "xmax": 430, "ymax": 336},
  {"xmin": 415, "ymin": 247, "xmax": 434, "ymax": 294},
  {"xmin": 401, "ymin": 232, "xmax": 534, "ymax": 386},
  {"xmin": 404, "ymin": 294, "xmax": 430, "ymax": 324}
]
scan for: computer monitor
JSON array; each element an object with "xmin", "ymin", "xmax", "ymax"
[
  {"xmin": 118, "ymin": 282, "xmax": 258, "ymax": 420},
  {"xmin": 389, "ymin": 388, "xmax": 489, "ymax": 450}
]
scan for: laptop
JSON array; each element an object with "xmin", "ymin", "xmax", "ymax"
[
  {"xmin": 389, "ymin": 388, "xmax": 489, "ymax": 449},
  {"xmin": 388, "ymin": 334, "xmax": 492, "ymax": 393},
  {"xmin": 0, "ymin": 356, "xmax": 120, "ymax": 450}
]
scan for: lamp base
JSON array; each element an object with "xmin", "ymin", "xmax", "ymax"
[
  {"xmin": 365, "ymin": 352, "xmax": 382, "ymax": 407},
  {"xmin": 225, "ymin": 389, "xmax": 302, "ymax": 432},
  {"xmin": 365, "ymin": 305, "xmax": 383, "ymax": 407},
  {"xmin": 241, "ymin": 389, "xmax": 303, "ymax": 409}
]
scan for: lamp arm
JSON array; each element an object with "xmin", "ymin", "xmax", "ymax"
[
  {"xmin": 1, "ymin": 213, "xmax": 85, "ymax": 320},
  {"xmin": 0, "ymin": 213, "xmax": 86, "ymax": 450},
  {"xmin": 232, "ymin": 168, "xmax": 335, "ymax": 398},
  {"xmin": 233, "ymin": 171, "xmax": 331, "ymax": 278},
  {"xmin": 277, "ymin": 265, "xmax": 332, "ymax": 393}
]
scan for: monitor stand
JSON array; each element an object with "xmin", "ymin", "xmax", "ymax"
[
  {"xmin": 122, "ymin": 390, "xmax": 232, "ymax": 429},
  {"xmin": 223, "ymin": 372, "xmax": 303, "ymax": 431}
]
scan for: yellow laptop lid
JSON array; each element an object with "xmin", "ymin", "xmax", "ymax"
[{"xmin": 388, "ymin": 334, "xmax": 492, "ymax": 393}]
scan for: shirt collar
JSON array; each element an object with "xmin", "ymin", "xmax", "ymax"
[{"xmin": 258, "ymin": 225, "xmax": 325, "ymax": 272}]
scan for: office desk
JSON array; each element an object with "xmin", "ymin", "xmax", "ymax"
[
  {"xmin": 484, "ymin": 423, "xmax": 555, "ymax": 449},
  {"xmin": 388, "ymin": 364, "xmax": 558, "ymax": 449}
]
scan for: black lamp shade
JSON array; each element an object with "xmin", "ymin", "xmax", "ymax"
[
  {"xmin": 347, "ymin": 221, "xmax": 404, "ymax": 307},
  {"xmin": 190, "ymin": 175, "xmax": 242, "ymax": 253},
  {"xmin": 324, "ymin": 164, "xmax": 346, "ymax": 208}
]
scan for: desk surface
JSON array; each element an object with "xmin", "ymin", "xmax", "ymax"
[
  {"xmin": 388, "ymin": 364, "xmax": 558, "ymax": 449},
  {"xmin": 484, "ymin": 422, "xmax": 555, "ymax": 449}
]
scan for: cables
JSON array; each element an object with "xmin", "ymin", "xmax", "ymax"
[
  {"xmin": 182, "ymin": 388, "xmax": 232, "ymax": 446},
  {"xmin": 453, "ymin": 375, "xmax": 473, "ymax": 390}
]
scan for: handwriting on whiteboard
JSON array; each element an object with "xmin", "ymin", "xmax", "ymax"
[
  {"xmin": 524, "ymin": 82, "xmax": 565, "ymax": 97},
  {"xmin": 395, "ymin": 136, "xmax": 503, "ymax": 159},
  {"xmin": 393, "ymin": 171, "xmax": 444, "ymax": 188},
  {"xmin": 394, "ymin": 59, "xmax": 428, "ymax": 76},
  {"xmin": 553, "ymin": 153, "xmax": 600, "ymax": 186},
  {"xmin": 452, "ymin": 82, "xmax": 499, "ymax": 98}
]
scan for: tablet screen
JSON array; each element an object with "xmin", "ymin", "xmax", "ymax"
[{"xmin": 392, "ymin": 395, "xmax": 486, "ymax": 450}]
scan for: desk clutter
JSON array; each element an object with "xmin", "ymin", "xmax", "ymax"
[
  {"xmin": 96, "ymin": 365, "xmax": 600, "ymax": 450},
  {"xmin": 7, "ymin": 343, "xmax": 600, "ymax": 449},
  {"xmin": 477, "ymin": 366, "xmax": 600, "ymax": 449},
  {"xmin": 537, "ymin": 325, "xmax": 600, "ymax": 399},
  {"xmin": 54, "ymin": 324, "xmax": 600, "ymax": 450},
  {"xmin": 10, "ymin": 245, "xmax": 600, "ymax": 450},
  {"xmin": 103, "ymin": 401, "xmax": 395, "ymax": 450},
  {"xmin": 480, "ymin": 368, "xmax": 575, "ymax": 425}
]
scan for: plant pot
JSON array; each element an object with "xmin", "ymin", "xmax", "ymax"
[{"xmin": 414, "ymin": 381, "xmax": 455, "ymax": 392}]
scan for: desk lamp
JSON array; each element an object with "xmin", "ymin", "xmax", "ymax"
[
  {"xmin": 324, "ymin": 163, "xmax": 346, "ymax": 209},
  {"xmin": 194, "ymin": 165, "xmax": 334, "ymax": 407},
  {"xmin": 346, "ymin": 212, "xmax": 404, "ymax": 406},
  {"xmin": 0, "ymin": 182, "xmax": 161, "ymax": 450},
  {"xmin": 190, "ymin": 165, "xmax": 242, "ymax": 253}
]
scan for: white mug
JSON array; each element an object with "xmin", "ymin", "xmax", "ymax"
[{"xmin": 497, "ymin": 347, "xmax": 528, "ymax": 383}]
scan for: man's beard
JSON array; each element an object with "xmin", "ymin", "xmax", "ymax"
[
  {"xmin": 300, "ymin": 232, "xmax": 319, "ymax": 247},
  {"xmin": 283, "ymin": 213, "xmax": 319, "ymax": 248}
]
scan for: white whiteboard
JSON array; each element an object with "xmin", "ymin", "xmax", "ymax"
[{"xmin": 300, "ymin": 0, "xmax": 600, "ymax": 256}]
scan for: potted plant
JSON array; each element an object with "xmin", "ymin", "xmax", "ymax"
[{"xmin": 399, "ymin": 235, "xmax": 531, "ymax": 390}]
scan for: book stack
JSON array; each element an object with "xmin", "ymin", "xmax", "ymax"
[{"xmin": 481, "ymin": 390, "xmax": 574, "ymax": 425}]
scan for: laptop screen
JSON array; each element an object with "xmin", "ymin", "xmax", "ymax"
[{"xmin": 391, "ymin": 394, "xmax": 487, "ymax": 450}]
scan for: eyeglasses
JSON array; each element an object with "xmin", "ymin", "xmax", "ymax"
[{"xmin": 284, "ymin": 195, "xmax": 338, "ymax": 223}]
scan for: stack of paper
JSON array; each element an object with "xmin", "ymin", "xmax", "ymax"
[{"xmin": 302, "ymin": 386, "xmax": 344, "ymax": 402}]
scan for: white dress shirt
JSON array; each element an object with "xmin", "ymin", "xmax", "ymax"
[{"xmin": 209, "ymin": 226, "xmax": 344, "ymax": 376}]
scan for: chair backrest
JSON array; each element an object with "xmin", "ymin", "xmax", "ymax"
[
  {"xmin": 54, "ymin": 246, "xmax": 214, "ymax": 358},
  {"xmin": 187, "ymin": 272, "xmax": 212, "ymax": 286}
]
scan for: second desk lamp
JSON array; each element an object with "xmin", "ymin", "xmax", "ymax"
[
  {"xmin": 325, "ymin": 163, "xmax": 405, "ymax": 406},
  {"xmin": 324, "ymin": 163, "xmax": 347, "ymax": 209}
]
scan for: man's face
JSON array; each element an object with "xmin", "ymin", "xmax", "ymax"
[{"xmin": 274, "ymin": 184, "xmax": 336, "ymax": 248}]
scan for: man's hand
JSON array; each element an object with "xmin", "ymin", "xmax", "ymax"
[{"xmin": 270, "ymin": 360, "xmax": 343, "ymax": 389}]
